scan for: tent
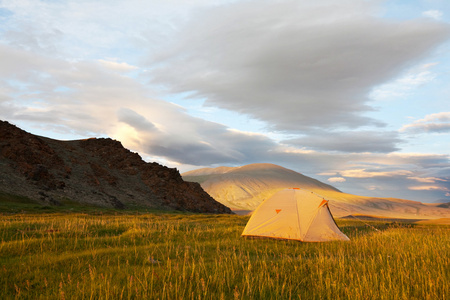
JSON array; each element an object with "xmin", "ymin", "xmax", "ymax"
[{"xmin": 241, "ymin": 188, "xmax": 349, "ymax": 242}]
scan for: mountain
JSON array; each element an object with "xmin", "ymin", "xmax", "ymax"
[
  {"xmin": 183, "ymin": 163, "xmax": 339, "ymax": 211},
  {"xmin": 182, "ymin": 163, "xmax": 450, "ymax": 219},
  {"xmin": 437, "ymin": 202, "xmax": 450, "ymax": 208},
  {"xmin": 0, "ymin": 121, "xmax": 232, "ymax": 214}
]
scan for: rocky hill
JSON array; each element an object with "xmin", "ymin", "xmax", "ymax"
[
  {"xmin": 183, "ymin": 163, "xmax": 450, "ymax": 219},
  {"xmin": 0, "ymin": 121, "xmax": 232, "ymax": 213}
]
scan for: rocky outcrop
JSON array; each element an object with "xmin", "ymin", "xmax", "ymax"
[{"xmin": 0, "ymin": 120, "xmax": 232, "ymax": 213}]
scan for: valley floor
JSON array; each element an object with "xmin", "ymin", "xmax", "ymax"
[{"xmin": 0, "ymin": 211, "xmax": 448, "ymax": 299}]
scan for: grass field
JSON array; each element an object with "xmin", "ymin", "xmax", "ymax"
[{"xmin": 0, "ymin": 209, "xmax": 448, "ymax": 299}]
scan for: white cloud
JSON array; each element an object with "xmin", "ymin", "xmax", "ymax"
[
  {"xmin": 407, "ymin": 176, "xmax": 446, "ymax": 183},
  {"xmin": 318, "ymin": 172, "xmax": 337, "ymax": 176},
  {"xmin": 400, "ymin": 112, "xmax": 450, "ymax": 134},
  {"xmin": 423, "ymin": 10, "xmax": 443, "ymax": 20},
  {"xmin": 328, "ymin": 177, "xmax": 346, "ymax": 183},
  {"xmin": 409, "ymin": 185, "xmax": 449, "ymax": 191},
  {"xmin": 340, "ymin": 169, "xmax": 414, "ymax": 178},
  {"xmin": 98, "ymin": 60, "xmax": 138, "ymax": 72}
]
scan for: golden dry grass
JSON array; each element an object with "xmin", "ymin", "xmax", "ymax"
[{"xmin": 0, "ymin": 212, "xmax": 448, "ymax": 299}]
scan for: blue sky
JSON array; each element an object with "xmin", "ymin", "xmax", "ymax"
[{"xmin": 1, "ymin": 0, "xmax": 449, "ymax": 202}]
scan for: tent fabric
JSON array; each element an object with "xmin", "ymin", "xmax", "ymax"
[{"xmin": 241, "ymin": 188, "xmax": 350, "ymax": 242}]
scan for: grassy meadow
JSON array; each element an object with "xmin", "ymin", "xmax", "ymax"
[{"xmin": 0, "ymin": 209, "xmax": 448, "ymax": 299}]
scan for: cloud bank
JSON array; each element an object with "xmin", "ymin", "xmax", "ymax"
[
  {"xmin": 0, "ymin": 0, "xmax": 449, "ymax": 202},
  {"xmin": 149, "ymin": 0, "xmax": 450, "ymax": 133}
]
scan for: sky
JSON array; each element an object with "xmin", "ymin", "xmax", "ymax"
[{"xmin": 1, "ymin": 0, "xmax": 449, "ymax": 203}]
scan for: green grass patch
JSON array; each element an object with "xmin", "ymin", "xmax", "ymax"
[
  {"xmin": 0, "ymin": 191, "xmax": 183, "ymax": 215},
  {"xmin": 0, "ymin": 213, "xmax": 448, "ymax": 299}
]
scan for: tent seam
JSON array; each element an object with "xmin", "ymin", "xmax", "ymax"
[
  {"xmin": 303, "ymin": 195, "xmax": 325, "ymax": 240},
  {"xmin": 294, "ymin": 189, "xmax": 303, "ymax": 239}
]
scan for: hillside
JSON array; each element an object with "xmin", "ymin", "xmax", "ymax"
[
  {"xmin": 0, "ymin": 121, "xmax": 232, "ymax": 214},
  {"xmin": 182, "ymin": 163, "xmax": 450, "ymax": 219},
  {"xmin": 183, "ymin": 163, "xmax": 339, "ymax": 211}
]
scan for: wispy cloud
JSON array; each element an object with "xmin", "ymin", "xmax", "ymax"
[
  {"xmin": 423, "ymin": 10, "xmax": 443, "ymax": 20},
  {"xmin": 370, "ymin": 63, "xmax": 439, "ymax": 101},
  {"xmin": 340, "ymin": 169, "xmax": 414, "ymax": 178},
  {"xmin": 327, "ymin": 177, "xmax": 346, "ymax": 183},
  {"xmin": 98, "ymin": 60, "xmax": 138, "ymax": 72},
  {"xmin": 400, "ymin": 112, "xmax": 450, "ymax": 134},
  {"xmin": 407, "ymin": 176, "xmax": 447, "ymax": 183},
  {"xmin": 283, "ymin": 131, "xmax": 402, "ymax": 153},
  {"xmin": 409, "ymin": 185, "xmax": 449, "ymax": 191}
]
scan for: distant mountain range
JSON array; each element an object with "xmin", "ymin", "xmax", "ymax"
[
  {"xmin": 0, "ymin": 120, "xmax": 231, "ymax": 214},
  {"xmin": 183, "ymin": 163, "xmax": 450, "ymax": 219}
]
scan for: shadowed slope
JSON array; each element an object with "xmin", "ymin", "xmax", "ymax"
[{"xmin": 0, "ymin": 120, "xmax": 232, "ymax": 213}]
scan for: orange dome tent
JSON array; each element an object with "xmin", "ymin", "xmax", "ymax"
[{"xmin": 242, "ymin": 188, "xmax": 349, "ymax": 242}]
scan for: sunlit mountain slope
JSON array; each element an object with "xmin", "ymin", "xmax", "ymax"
[{"xmin": 183, "ymin": 163, "xmax": 450, "ymax": 219}]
